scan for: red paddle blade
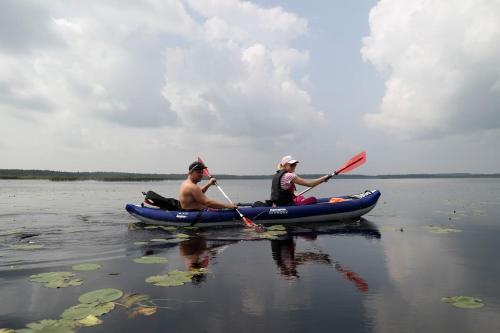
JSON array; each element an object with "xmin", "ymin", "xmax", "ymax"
[
  {"xmin": 197, "ymin": 156, "xmax": 211, "ymax": 177},
  {"xmin": 242, "ymin": 216, "xmax": 255, "ymax": 228},
  {"xmin": 242, "ymin": 217, "xmax": 265, "ymax": 233},
  {"xmin": 336, "ymin": 151, "xmax": 366, "ymax": 175}
]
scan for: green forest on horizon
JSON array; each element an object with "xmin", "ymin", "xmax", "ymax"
[{"xmin": 1, "ymin": 169, "xmax": 499, "ymax": 181}]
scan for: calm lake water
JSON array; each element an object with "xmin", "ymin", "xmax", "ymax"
[{"xmin": 1, "ymin": 178, "xmax": 500, "ymax": 332}]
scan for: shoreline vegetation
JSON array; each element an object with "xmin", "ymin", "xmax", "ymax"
[{"xmin": 1, "ymin": 169, "xmax": 500, "ymax": 181}]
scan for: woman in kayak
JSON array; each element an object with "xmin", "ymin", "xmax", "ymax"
[{"xmin": 270, "ymin": 155, "xmax": 331, "ymax": 206}]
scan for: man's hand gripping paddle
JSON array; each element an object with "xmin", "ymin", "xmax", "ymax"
[
  {"xmin": 297, "ymin": 151, "xmax": 367, "ymax": 196},
  {"xmin": 198, "ymin": 157, "xmax": 265, "ymax": 232}
]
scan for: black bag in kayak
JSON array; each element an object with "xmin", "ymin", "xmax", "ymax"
[{"xmin": 143, "ymin": 191, "xmax": 180, "ymax": 211}]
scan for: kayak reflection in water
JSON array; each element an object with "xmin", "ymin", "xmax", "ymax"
[
  {"xmin": 179, "ymin": 237, "xmax": 237, "ymax": 284},
  {"xmin": 270, "ymin": 236, "xmax": 369, "ymax": 292}
]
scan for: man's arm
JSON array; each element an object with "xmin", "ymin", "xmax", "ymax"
[
  {"xmin": 191, "ymin": 185, "xmax": 236, "ymax": 209},
  {"xmin": 200, "ymin": 178, "xmax": 217, "ymax": 193}
]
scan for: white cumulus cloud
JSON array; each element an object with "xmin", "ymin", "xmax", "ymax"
[{"xmin": 361, "ymin": 0, "xmax": 500, "ymax": 139}]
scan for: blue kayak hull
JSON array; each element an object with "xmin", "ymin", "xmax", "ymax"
[{"xmin": 125, "ymin": 190, "xmax": 381, "ymax": 228}]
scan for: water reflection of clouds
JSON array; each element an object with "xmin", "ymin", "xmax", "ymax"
[{"xmin": 365, "ymin": 222, "xmax": 500, "ymax": 332}]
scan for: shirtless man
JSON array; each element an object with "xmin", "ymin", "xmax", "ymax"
[{"xmin": 178, "ymin": 161, "xmax": 237, "ymax": 210}]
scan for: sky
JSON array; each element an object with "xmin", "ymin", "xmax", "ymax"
[{"xmin": 1, "ymin": 0, "xmax": 499, "ymax": 175}]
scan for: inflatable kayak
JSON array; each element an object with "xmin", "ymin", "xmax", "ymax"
[{"xmin": 125, "ymin": 190, "xmax": 381, "ymax": 228}]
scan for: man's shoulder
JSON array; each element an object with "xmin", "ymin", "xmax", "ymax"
[{"xmin": 180, "ymin": 180, "xmax": 200, "ymax": 192}]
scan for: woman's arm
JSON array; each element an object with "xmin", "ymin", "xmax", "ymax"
[{"xmin": 293, "ymin": 175, "xmax": 329, "ymax": 188}]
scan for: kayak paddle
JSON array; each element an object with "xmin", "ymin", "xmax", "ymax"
[
  {"xmin": 297, "ymin": 151, "xmax": 366, "ymax": 196},
  {"xmin": 197, "ymin": 157, "xmax": 265, "ymax": 232}
]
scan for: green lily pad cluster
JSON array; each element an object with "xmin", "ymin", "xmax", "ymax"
[
  {"xmin": 145, "ymin": 270, "xmax": 194, "ymax": 287},
  {"xmin": 61, "ymin": 288, "xmax": 123, "ymax": 321},
  {"xmin": 441, "ymin": 296, "xmax": 484, "ymax": 308},
  {"xmin": 29, "ymin": 272, "xmax": 83, "ymax": 289},
  {"xmin": 174, "ymin": 233, "xmax": 190, "ymax": 239},
  {"xmin": 5, "ymin": 289, "xmax": 124, "ymax": 332},
  {"xmin": 72, "ymin": 263, "xmax": 101, "ymax": 271},
  {"xmin": 149, "ymin": 238, "xmax": 183, "ymax": 244},
  {"xmin": 144, "ymin": 225, "xmax": 159, "ymax": 230},
  {"xmin": 426, "ymin": 225, "xmax": 461, "ymax": 234},
  {"xmin": 266, "ymin": 225, "xmax": 286, "ymax": 231},
  {"xmin": 150, "ymin": 238, "xmax": 168, "ymax": 243},
  {"xmin": 133, "ymin": 256, "xmax": 168, "ymax": 264},
  {"xmin": 159, "ymin": 226, "xmax": 177, "ymax": 232},
  {"xmin": 258, "ymin": 230, "xmax": 288, "ymax": 240},
  {"xmin": 14, "ymin": 318, "xmax": 78, "ymax": 333},
  {"xmin": 182, "ymin": 226, "xmax": 199, "ymax": 231}
]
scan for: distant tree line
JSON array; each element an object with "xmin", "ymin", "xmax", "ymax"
[{"xmin": 1, "ymin": 169, "xmax": 499, "ymax": 181}]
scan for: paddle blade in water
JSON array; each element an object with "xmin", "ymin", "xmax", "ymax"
[{"xmin": 336, "ymin": 151, "xmax": 366, "ymax": 174}]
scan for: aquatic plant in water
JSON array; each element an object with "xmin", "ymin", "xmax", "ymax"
[
  {"xmin": 150, "ymin": 238, "xmax": 169, "ymax": 242},
  {"xmin": 77, "ymin": 315, "xmax": 102, "ymax": 327},
  {"xmin": 29, "ymin": 272, "xmax": 83, "ymax": 289},
  {"xmin": 61, "ymin": 302, "xmax": 115, "ymax": 320},
  {"xmin": 175, "ymin": 233, "xmax": 190, "ymax": 239},
  {"xmin": 133, "ymin": 256, "xmax": 168, "ymax": 264},
  {"xmin": 159, "ymin": 226, "xmax": 177, "ymax": 232},
  {"xmin": 266, "ymin": 225, "xmax": 286, "ymax": 231},
  {"xmin": 72, "ymin": 263, "xmax": 101, "ymax": 271},
  {"xmin": 16, "ymin": 319, "xmax": 77, "ymax": 333},
  {"xmin": 78, "ymin": 288, "xmax": 123, "ymax": 304},
  {"xmin": 117, "ymin": 293, "xmax": 157, "ymax": 318},
  {"xmin": 2, "ymin": 288, "xmax": 132, "ymax": 332},
  {"xmin": 441, "ymin": 296, "xmax": 484, "ymax": 308},
  {"xmin": 145, "ymin": 270, "xmax": 193, "ymax": 287}
]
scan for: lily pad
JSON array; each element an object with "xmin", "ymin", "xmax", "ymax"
[
  {"xmin": 78, "ymin": 315, "xmax": 102, "ymax": 327},
  {"xmin": 133, "ymin": 241, "xmax": 148, "ymax": 245},
  {"xmin": 175, "ymin": 233, "xmax": 190, "ymax": 239},
  {"xmin": 159, "ymin": 226, "xmax": 177, "ymax": 232},
  {"xmin": 133, "ymin": 256, "xmax": 168, "ymax": 264},
  {"xmin": 145, "ymin": 270, "xmax": 192, "ymax": 287},
  {"xmin": 0, "ymin": 329, "xmax": 16, "ymax": 333},
  {"xmin": 426, "ymin": 226, "xmax": 462, "ymax": 234},
  {"xmin": 182, "ymin": 226, "xmax": 199, "ymax": 231},
  {"xmin": 29, "ymin": 272, "xmax": 83, "ymax": 289},
  {"xmin": 150, "ymin": 238, "xmax": 169, "ymax": 242},
  {"xmin": 144, "ymin": 226, "xmax": 159, "ymax": 230},
  {"xmin": 258, "ymin": 230, "xmax": 288, "ymax": 239},
  {"xmin": 266, "ymin": 225, "xmax": 286, "ymax": 231},
  {"xmin": 78, "ymin": 288, "xmax": 123, "ymax": 304},
  {"xmin": 21, "ymin": 319, "xmax": 77, "ymax": 333},
  {"xmin": 72, "ymin": 263, "xmax": 101, "ymax": 271},
  {"xmin": 441, "ymin": 296, "xmax": 484, "ymax": 309},
  {"xmin": 61, "ymin": 302, "xmax": 115, "ymax": 320}
]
